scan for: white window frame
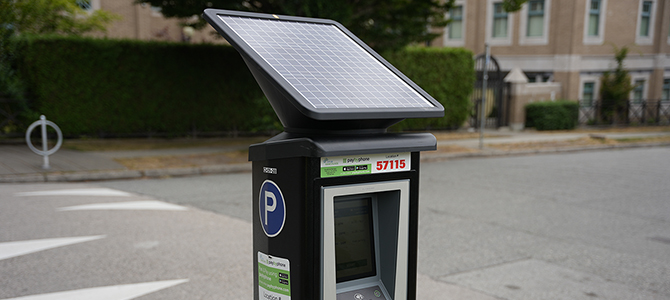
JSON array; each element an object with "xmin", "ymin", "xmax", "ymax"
[
  {"xmin": 486, "ymin": 0, "xmax": 514, "ymax": 46},
  {"xmin": 582, "ymin": 81, "xmax": 596, "ymax": 105},
  {"xmin": 519, "ymin": 0, "xmax": 551, "ymax": 45},
  {"xmin": 583, "ymin": 0, "xmax": 607, "ymax": 45},
  {"xmin": 661, "ymin": 78, "xmax": 670, "ymax": 100},
  {"xmin": 629, "ymin": 73, "xmax": 650, "ymax": 102},
  {"xmin": 76, "ymin": 0, "xmax": 101, "ymax": 13},
  {"xmin": 636, "ymin": 0, "xmax": 656, "ymax": 45},
  {"xmin": 444, "ymin": 0, "xmax": 466, "ymax": 47},
  {"xmin": 579, "ymin": 74, "xmax": 601, "ymax": 104}
]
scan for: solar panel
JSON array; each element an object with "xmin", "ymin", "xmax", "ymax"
[
  {"xmin": 219, "ymin": 15, "xmax": 434, "ymax": 110},
  {"xmin": 203, "ymin": 9, "xmax": 444, "ymax": 130}
]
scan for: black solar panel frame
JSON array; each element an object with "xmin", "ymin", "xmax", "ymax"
[{"xmin": 203, "ymin": 9, "xmax": 444, "ymax": 122}]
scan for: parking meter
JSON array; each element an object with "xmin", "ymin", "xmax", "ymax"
[{"xmin": 204, "ymin": 9, "xmax": 444, "ymax": 300}]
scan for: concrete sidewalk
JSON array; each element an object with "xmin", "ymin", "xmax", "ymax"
[
  {"xmin": 429, "ymin": 130, "xmax": 670, "ymax": 160},
  {"xmin": 1, "ymin": 128, "xmax": 669, "ymax": 183}
]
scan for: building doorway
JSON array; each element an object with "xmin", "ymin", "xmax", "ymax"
[{"xmin": 469, "ymin": 54, "xmax": 510, "ymax": 129}]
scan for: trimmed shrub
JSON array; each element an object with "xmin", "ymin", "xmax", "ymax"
[
  {"xmin": 525, "ymin": 100, "xmax": 579, "ymax": 131},
  {"xmin": 9, "ymin": 36, "xmax": 474, "ymax": 136},
  {"xmin": 384, "ymin": 47, "xmax": 474, "ymax": 130},
  {"xmin": 13, "ymin": 35, "xmax": 277, "ymax": 136}
]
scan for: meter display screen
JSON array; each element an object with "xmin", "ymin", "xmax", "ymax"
[{"xmin": 334, "ymin": 197, "xmax": 376, "ymax": 283}]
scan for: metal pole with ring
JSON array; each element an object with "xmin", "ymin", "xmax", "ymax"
[
  {"xmin": 25, "ymin": 115, "xmax": 63, "ymax": 169},
  {"xmin": 479, "ymin": 43, "xmax": 490, "ymax": 149}
]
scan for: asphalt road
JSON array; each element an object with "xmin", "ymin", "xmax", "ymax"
[{"xmin": 1, "ymin": 147, "xmax": 669, "ymax": 299}]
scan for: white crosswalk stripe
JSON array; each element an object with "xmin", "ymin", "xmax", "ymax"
[
  {"xmin": 2, "ymin": 185, "xmax": 199, "ymax": 299},
  {"xmin": 57, "ymin": 201, "xmax": 188, "ymax": 211},
  {"xmin": 15, "ymin": 188, "xmax": 133, "ymax": 197},
  {"xmin": 0, "ymin": 236, "xmax": 105, "ymax": 261},
  {"xmin": 0, "ymin": 279, "xmax": 189, "ymax": 300}
]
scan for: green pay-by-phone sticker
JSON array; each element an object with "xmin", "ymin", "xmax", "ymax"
[{"xmin": 258, "ymin": 252, "xmax": 291, "ymax": 300}]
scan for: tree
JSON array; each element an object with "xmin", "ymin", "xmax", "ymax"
[
  {"xmin": 502, "ymin": 0, "xmax": 528, "ymax": 12},
  {"xmin": 137, "ymin": 0, "xmax": 455, "ymax": 52},
  {"xmin": 599, "ymin": 46, "xmax": 634, "ymax": 124},
  {"xmin": 138, "ymin": 0, "xmax": 528, "ymax": 52},
  {"xmin": 1, "ymin": 0, "xmax": 119, "ymax": 36}
]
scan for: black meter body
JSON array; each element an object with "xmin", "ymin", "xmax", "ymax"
[{"xmin": 204, "ymin": 9, "xmax": 444, "ymax": 300}]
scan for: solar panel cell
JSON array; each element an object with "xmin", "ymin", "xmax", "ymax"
[{"xmin": 219, "ymin": 15, "xmax": 435, "ymax": 110}]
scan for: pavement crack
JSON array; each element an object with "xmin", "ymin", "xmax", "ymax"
[{"xmin": 438, "ymin": 256, "xmax": 533, "ymax": 278}]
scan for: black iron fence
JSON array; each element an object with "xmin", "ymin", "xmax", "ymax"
[
  {"xmin": 470, "ymin": 82, "xmax": 511, "ymax": 128},
  {"xmin": 578, "ymin": 99, "xmax": 670, "ymax": 126},
  {"xmin": 466, "ymin": 53, "xmax": 512, "ymax": 129}
]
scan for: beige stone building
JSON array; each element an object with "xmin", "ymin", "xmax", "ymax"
[
  {"xmin": 433, "ymin": 0, "xmax": 670, "ymax": 102},
  {"xmin": 83, "ymin": 0, "xmax": 222, "ymax": 44},
  {"xmin": 88, "ymin": 0, "xmax": 670, "ymax": 103}
]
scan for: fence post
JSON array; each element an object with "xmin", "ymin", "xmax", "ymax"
[{"xmin": 625, "ymin": 101, "xmax": 630, "ymax": 125}]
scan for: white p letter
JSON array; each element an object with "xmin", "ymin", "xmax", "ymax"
[{"xmin": 264, "ymin": 191, "xmax": 277, "ymax": 225}]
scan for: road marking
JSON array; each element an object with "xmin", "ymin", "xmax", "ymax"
[
  {"xmin": 0, "ymin": 236, "xmax": 105, "ymax": 261},
  {"xmin": 0, "ymin": 279, "xmax": 189, "ymax": 300},
  {"xmin": 15, "ymin": 188, "xmax": 132, "ymax": 197},
  {"xmin": 58, "ymin": 201, "xmax": 188, "ymax": 211}
]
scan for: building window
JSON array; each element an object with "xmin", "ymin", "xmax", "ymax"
[
  {"xmin": 493, "ymin": 3, "xmax": 508, "ymax": 38},
  {"xmin": 444, "ymin": 2, "xmax": 466, "ymax": 47},
  {"xmin": 640, "ymin": 1, "xmax": 652, "ymax": 37},
  {"xmin": 583, "ymin": 0, "xmax": 606, "ymax": 44},
  {"xmin": 487, "ymin": 0, "xmax": 513, "ymax": 45},
  {"xmin": 519, "ymin": 0, "xmax": 550, "ymax": 45},
  {"xmin": 527, "ymin": 0, "xmax": 545, "ymax": 37},
  {"xmin": 76, "ymin": 0, "xmax": 92, "ymax": 11},
  {"xmin": 582, "ymin": 82, "xmax": 595, "ymax": 106},
  {"xmin": 76, "ymin": 0, "xmax": 101, "ymax": 13},
  {"xmin": 448, "ymin": 6, "xmax": 464, "ymax": 40},
  {"xmin": 632, "ymin": 79, "xmax": 645, "ymax": 103},
  {"xmin": 662, "ymin": 79, "xmax": 670, "ymax": 101},
  {"xmin": 636, "ymin": 0, "xmax": 655, "ymax": 44},
  {"xmin": 587, "ymin": 0, "xmax": 601, "ymax": 36}
]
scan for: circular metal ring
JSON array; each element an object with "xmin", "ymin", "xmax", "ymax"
[{"xmin": 25, "ymin": 118, "xmax": 63, "ymax": 156}]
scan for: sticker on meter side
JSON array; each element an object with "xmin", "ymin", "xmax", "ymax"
[
  {"xmin": 259, "ymin": 180, "xmax": 286, "ymax": 237},
  {"xmin": 258, "ymin": 252, "xmax": 291, "ymax": 300},
  {"xmin": 320, "ymin": 152, "xmax": 411, "ymax": 178}
]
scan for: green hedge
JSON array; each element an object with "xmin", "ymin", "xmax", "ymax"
[
  {"xmin": 10, "ymin": 36, "xmax": 473, "ymax": 136},
  {"xmin": 14, "ymin": 35, "xmax": 276, "ymax": 136},
  {"xmin": 525, "ymin": 100, "xmax": 579, "ymax": 131},
  {"xmin": 384, "ymin": 47, "xmax": 474, "ymax": 130}
]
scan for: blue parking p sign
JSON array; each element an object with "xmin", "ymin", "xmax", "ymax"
[{"xmin": 259, "ymin": 180, "xmax": 286, "ymax": 237}]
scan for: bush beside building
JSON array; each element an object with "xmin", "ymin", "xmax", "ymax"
[{"xmin": 525, "ymin": 100, "xmax": 579, "ymax": 131}]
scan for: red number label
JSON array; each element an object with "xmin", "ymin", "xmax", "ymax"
[{"xmin": 376, "ymin": 159, "xmax": 407, "ymax": 171}]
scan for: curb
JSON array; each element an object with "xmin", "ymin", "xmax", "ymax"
[
  {"xmin": 423, "ymin": 142, "xmax": 670, "ymax": 161},
  {"xmin": 1, "ymin": 142, "xmax": 668, "ymax": 183},
  {"xmin": 0, "ymin": 163, "xmax": 252, "ymax": 183}
]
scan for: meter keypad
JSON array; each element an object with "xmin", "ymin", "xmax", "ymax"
[{"xmin": 337, "ymin": 286, "xmax": 387, "ymax": 300}]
